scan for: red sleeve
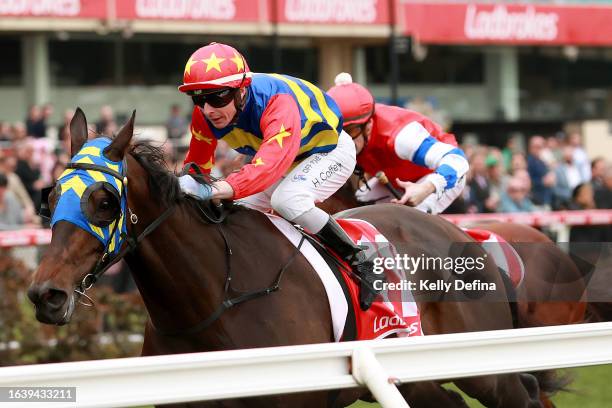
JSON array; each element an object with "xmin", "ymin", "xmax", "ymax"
[
  {"xmin": 183, "ymin": 106, "xmax": 217, "ymax": 174},
  {"xmin": 226, "ymin": 94, "xmax": 301, "ymax": 199}
]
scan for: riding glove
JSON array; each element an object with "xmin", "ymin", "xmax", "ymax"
[{"xmin": 178, "ymin": 175, "xmax": 213, "ymax": 200}]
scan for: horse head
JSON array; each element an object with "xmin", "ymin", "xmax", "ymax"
[{"xmin": 28, "ymin": 107, "xmax": 135, "ymax": 325}]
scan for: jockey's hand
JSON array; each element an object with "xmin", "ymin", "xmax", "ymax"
[
  {"xmin": 178, "ymin": 174, "xmax": 213, "ymax": 200},
  {"xmin": 392, "ymin": 179, "xmax": 436, "ymax": 206},
  {"xmin": 211, "ymin": 180, "xmax": 234, "ymax": 201}
]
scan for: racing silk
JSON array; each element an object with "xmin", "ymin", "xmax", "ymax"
[
  {"xmin": 357, "ymin": 104, "xmax": 468, "ymax": 194},
  {"xmin": 184, "ymin": 73, "xmax": 343, "ymax": 199}
]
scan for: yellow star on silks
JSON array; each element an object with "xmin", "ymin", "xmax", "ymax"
[
  {"xmin": 184, "ymin": 56, "xmax": 198, "ymax": 75},
  {"xmin": 200, "ymin": 158, "xmax": 213, "ymax": 170},
  {"xmin": 191, "ymin": 127, "xmax": 213, "ymax": 144},
  {"xmin": 230, "ymin": 52, "xmax": 244, "ymax": 72},
  {"xmin": 266, "ymin": 124, "xmax": 291, "ymax": 148},
  {"xmin": 253, "ymin": 157, "xmax": 265, "ymax": 167},
  {"xmin": 202, "ymin": 53, "xmax": 225, "ymax": 73}
]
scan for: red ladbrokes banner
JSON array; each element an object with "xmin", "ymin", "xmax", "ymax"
[
  {"xmin": 277, "ymin": 0, "xmax": 390, "ymax": 25},
  {"xmin": 400, "ymin": 2, "xmax": 612, "ymax": 46},
  {"xmin": 115, "ymin": 0, "xmax": 263, "ymax": 22},
  {"xmin": 0, "ymin": 0, "xmax": 105, "ymax": 18}
]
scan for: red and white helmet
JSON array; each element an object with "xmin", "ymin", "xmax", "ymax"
[
  {"xmin": 327, "ymin": 73, "xmax": 375, "ymax": 126},
  {"xmin": 178, "ymin": 42, "xmax": 252, "ymax": 94}
]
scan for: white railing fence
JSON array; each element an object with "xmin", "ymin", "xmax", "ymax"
[{"xmin": 0, "ymin": 322, "xmax": 611, "ymax": 408}]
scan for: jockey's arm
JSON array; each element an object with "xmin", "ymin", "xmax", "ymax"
[
  {"xmin": 392, "ymin": 121, "xmax": 469, "ymax": 199},
  {"xmin": 218, "ymin": 94, "xmax": 302, "ymax": 200},
  {"xmin": 183, "ymin": 107, "xmax": 218, "ymax": 174}
]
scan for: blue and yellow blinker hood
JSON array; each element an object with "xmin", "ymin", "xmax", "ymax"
[{"xmin": 51, "ymin": 138, "xmax": 127, "ymax": 255}]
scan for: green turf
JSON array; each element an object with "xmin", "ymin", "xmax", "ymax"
[{"xmin": 348, "ymin": 364, "xmax": 612, "ymax": 407}]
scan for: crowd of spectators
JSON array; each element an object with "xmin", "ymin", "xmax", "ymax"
[
  {"xmin": 456, "ymin": 133, "xmax": 612, "ymax": 217},
  {"xmin": 1, "ymin": 103, "xmax": 611, "ymax": 231},
  {"xmin": 0, "ymin": 102, "xmax": 610, "ymax": 291}
]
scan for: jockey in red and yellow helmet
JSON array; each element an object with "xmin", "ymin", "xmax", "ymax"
[
  {"xmin": 328, "ymin": 73, "xmax": 468, "ymax": 214},
  {"xmin": 177, "ymin": 43, "xmax": 381, "ymax": 310}
]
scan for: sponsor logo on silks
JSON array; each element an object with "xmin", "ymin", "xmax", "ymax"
[
  {"xmin": 373, "ymin": 316, "xmax": 420, "ymax": 335},
  {"xmin": 292, "ymin": 174, "xmax": 308, "ymax": 182}
]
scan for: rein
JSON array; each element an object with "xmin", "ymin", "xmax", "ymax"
[{"xmin": 151, "ymin": 163, "xmax": 305, "ymax": 336}]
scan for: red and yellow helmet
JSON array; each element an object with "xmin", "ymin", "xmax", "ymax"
[
  {"xmin": 327, "ymin": 73, "xmax": 375, "ymax": 127},
  {"xmin": 178, "ymin": 42, "xmax": 252, "ymax": 94}
]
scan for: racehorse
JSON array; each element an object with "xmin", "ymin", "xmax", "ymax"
[
  {"xmin": 28, "ymin": 108, "xmax": 547, "ymax": 407},
  {"xmin": 320, "ymin": 177, "xmax": 587, "ymax": 328},
  {"xmin": 320, "ymin": 175, "xmax": 588, "ymax": 407}
]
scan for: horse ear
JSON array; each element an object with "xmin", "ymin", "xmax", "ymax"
[
  {"xmin": 104, "ymin": 110, "xmax": 135, "ymax": 162},
  {"xmin": 70, "ymin": 107, "xmax": 89, "ymax": 158}
]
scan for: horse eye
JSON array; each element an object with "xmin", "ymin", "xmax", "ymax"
[{"xmin": 99, "ymin": 200, "xmax": 111, "ymax": 211}]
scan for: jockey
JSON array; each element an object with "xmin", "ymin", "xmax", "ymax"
[
  {"xmin": 327, "ymin": 73, "xmax": 469, "ymax": 214},
  {"xmin": 177, "ymin": 43, "xmax": 380, "ymax": 310}
]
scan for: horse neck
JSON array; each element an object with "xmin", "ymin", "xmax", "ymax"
[{"xmin": 124, "ymin": 158, "xmax": 228, "ymax": 337}]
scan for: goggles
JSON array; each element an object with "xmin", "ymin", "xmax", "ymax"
[
  {"xmin": 345, "ymin": 123, "xmax": 368, "ymax": 140},
  {"xmin": 191, "ymin": 88, "xmax": 237, "ymax": 109}
]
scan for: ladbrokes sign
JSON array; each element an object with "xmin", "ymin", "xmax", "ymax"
[
  {"xmin": 401, "ymin": 2, "xmax": 612, "ymax": 46},
  {"xmin": 464, "ymin": 4, "xmax": 559, "ymax": 42}
]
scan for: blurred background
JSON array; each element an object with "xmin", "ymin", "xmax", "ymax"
[{"xmin": 1, "ymin": 2, "xmax": 612, "ymax": 400}]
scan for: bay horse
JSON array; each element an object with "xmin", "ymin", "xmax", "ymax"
[
  {"xmin": 320, "ymin": 178, "xmax": 587, "ymax": 328},
  {"xmin": 28, "ymin": 108, "xmax": 546, "ymax": 407}
]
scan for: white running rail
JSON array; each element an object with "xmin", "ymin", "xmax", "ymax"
[{"xmin": 1, "ymin": 323, "xmax": 611, "ymax": 408}]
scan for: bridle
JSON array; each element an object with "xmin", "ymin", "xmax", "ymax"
[
  {"xmin": 42, "ymin": 155, "xmax": 298, "ymax": 336},
  {"xmin": 41, "ymin": 158, "xmax": 176, "ymax": 306}
]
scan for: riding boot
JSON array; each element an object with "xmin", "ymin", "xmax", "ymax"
[{"xmin": 315, "ymin": 217, "xmax": 384, "ymax": 311}]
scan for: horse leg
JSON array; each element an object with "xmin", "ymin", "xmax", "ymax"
[
  {"xmin": 397, "ymin": 381, "xmax": 469, "ymax": 408},
  {"xmin": 454, "ymin": 373, "xmax": 543, "ymax": 408}
]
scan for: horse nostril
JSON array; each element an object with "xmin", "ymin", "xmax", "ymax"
[{"xmin": 43, "ymin": 288, "xmax": 68, "ymax": 309}]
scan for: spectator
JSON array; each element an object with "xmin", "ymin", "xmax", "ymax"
[
  {"xmin": 513, "ymin": 169, "xmax": 532, "ymax": 192},
  {"xmin": 14, "ymin": 142, "xmax": 43, "ymax": 208},
  {"xmin": 466, "ymin": 152, "xmax": 497, "ymax": 213},
  {"xmin": 0, "ymin": 172, "xmax": 24, "ymax": 230},
  {"xmin": 25, "ymin": 105, "xmax": 46, "ymax": 138},
  {"xmin": 487, "ymin": 154, "xmax": 508, "ymax": 202},
  {"xmin": 166, "ymin": 104, "xmax": 189, "ymax": 140},
  {"xmin": 553, "ymin": 146, "xmax": 581, "ymax": 209},
  {"xmin": 0, "ymin": 122, "xmax": 11, "ymax": 141},
  {"xmin": 594, "ymin": 165, "xmax": 612, "ymax": 209},
  {"xmin": 499, "ymin": 177, "xmax": 535, "ymax": 213},
  {"xmin": 569, "ymin": 183, "xmax": 608, "ymax": 242},
  {"xmin": 546, "ymin": 135, "xmax": 563, "ymax": 166},
  {"xmin": 527, "ymin": 136, "xmax": 555, "ymax": 207},
  {"xmin": 567, "ymin": 132, "xmax": 591, "ymax": 183},
  {"xmin": 96, "ymin": 105, "xmax": 116, "ymax": 135},
  {"xmin": 591, "ymin": 157, "xmax": 606, "ymax": 190},
  {"xmin": 511, "ymin": 152, "xmax": 528, "ymax": 174},
  {"xmin": 57, "ymin": 109, "xmax": 75, "ymax": 144},
  {"xmin": 501, "ymin": 135, "xmax": 520, "ymax": 172},
  {"xmin": 11, "ymin": 122, "xmax": 27, "ymax": 143},
  {"xmin": 0, "ymin": 153, "xmax": 37, "ymax": 224}
]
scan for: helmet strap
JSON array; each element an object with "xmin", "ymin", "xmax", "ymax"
[{"xmin": 230, "ymin": 87, "xmax": 247, "ymax": 125}]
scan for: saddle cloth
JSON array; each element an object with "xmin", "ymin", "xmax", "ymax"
[
  {"xmin": 265, "ymin": 214, "xmax": 423, "ymax": 342},
  {"xmin": 462, "ymin": 228, "xmax": 526, "ymax": 288}
]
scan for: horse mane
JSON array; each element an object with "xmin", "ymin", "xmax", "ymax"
[
  {"xmin": 128, "ymin": 140, "xmax": 242, "ymax": 215},
  {"xmin": 129, "ymin": 141, "xmax": 182, "ymax": 208}
]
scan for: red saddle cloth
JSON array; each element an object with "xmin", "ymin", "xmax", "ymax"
[
  {"xmin": 335, "ymin": 218, "xmax": 423, "ymax": 341},
  {"xmin": 462, "ymin": 228, "xmax": 525, "ymax": 288}
]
